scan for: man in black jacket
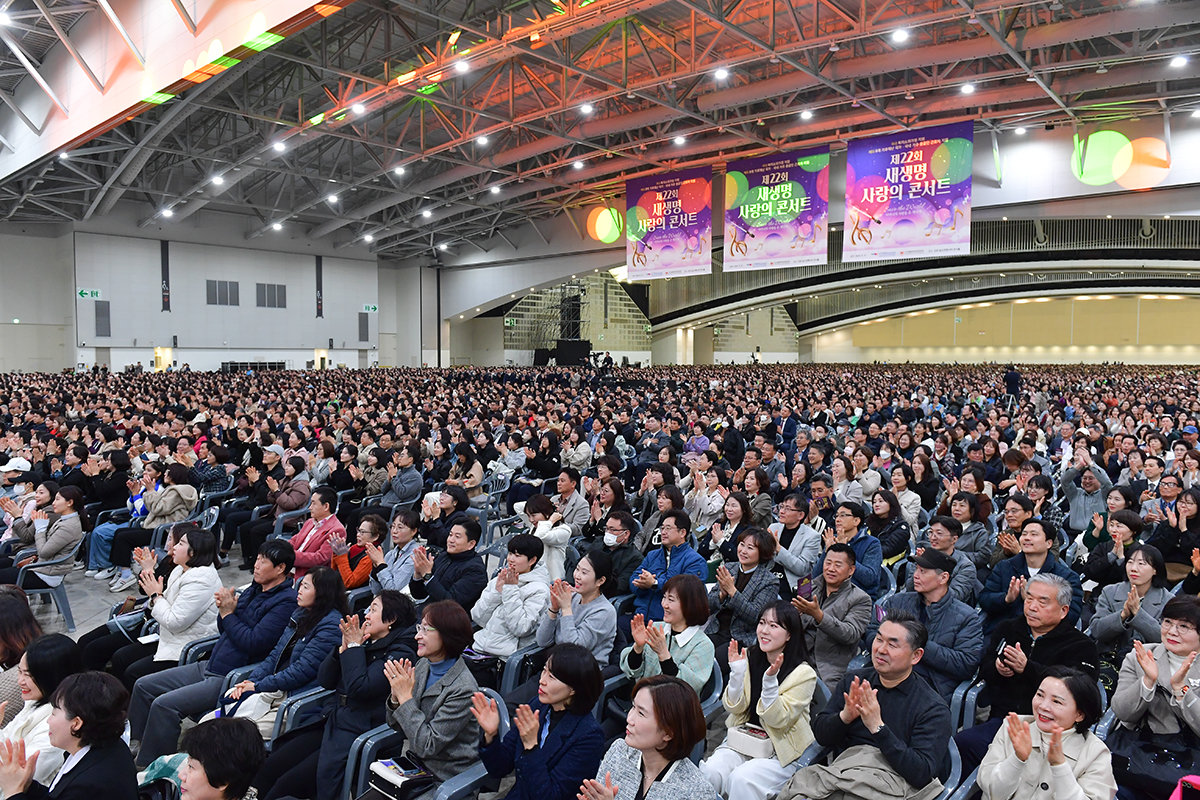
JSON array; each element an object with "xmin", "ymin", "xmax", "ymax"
[
  {"xmin": 954, "ymin": 571, "xmax": 1099, "ymax": 772},
  {"xmin": 780, "ymin": 610, "xmax": 953, "ymax": 800},
  {"xmin": 409, "ymin": 518, "xmax": 487, "ymax": 611}
]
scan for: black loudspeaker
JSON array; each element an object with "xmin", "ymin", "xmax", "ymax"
[
  {"xmin": 555, "ymin": 339, "xmax": 591, "ymax": 366},
  {"xmin": 328, "ymin": 338, "xmax": 334, "ymax": 348},
  {"xmin": 533, "ymin": 348, "xmax": 553, "ymax": 366},
  {"xmin": 172, "ymin": 335, "xmax": 178, "ymax": 347}
]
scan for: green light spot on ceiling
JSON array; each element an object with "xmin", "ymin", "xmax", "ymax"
[
  {"xmin": 142, "ymin": 92, "xmax": 175, "ymax": 105},
  {"xmin": 417, "ymin": 84, "xmax": 440, "ymax": 95},
  {"xmin": 1071, "ymin": 130, "xmax": 1132, "ymax": 186},
  {"xmin": 307, "ymin": 112, "xmax": 326, "ymax": 125},
  {"xmin": 211, "ymin": 55, "xmax": 241, "ymax": 68},
  {"xmin": 243, "ymin": 31, "xmax": 285, "ymax": 52},
  {"xmin": 333, "ymin": 113, "xmax": 347, "ymax": 121}
]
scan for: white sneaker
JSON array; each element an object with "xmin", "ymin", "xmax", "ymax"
[
  {"xmin": 110, "ymin": 574, "xmax": 137, "ymax": 593},
  {"xmin": 94, "ymin": 566, "xmax": 118, "ymax": 581},
  {"xmin": 84, "ymin": 569, "xmax": 99, "ymax": 577}
]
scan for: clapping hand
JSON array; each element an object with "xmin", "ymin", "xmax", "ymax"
[
  {"xmin": 470, "ymin": 692, "xmax": 502, "ymax": 743},
  {"xmin": 630, "ymin": 614, "xmax": 650, "ymax": 651},
  {"xmin": 1000, "ymin": 642, "xmax": 1028, "ymax": 674},
  {"xmin": 998, "ymin": 531, "xmax": 1020, "ymax": 556},
  {"xmin": 0, "ymin": 738, "xmax": 39, "ymax": 798},
  {"xmin": 728, "ymin": 640, "xmax": 746, "ymax": 664},
  {"xmin": 513, "ymin": 704, "xmax": 541, "ymax": 751},
  {"xmin": 1171, "ymin": 650, "xmax": 1199, "ymax": 697},
  {"xmin": 214, "ymin": 586, "xmax": 238, "ymax": 616},
  {"xmin": 265, "ymin": 476, "xmax": 279, "ymax": 492},
  {"xmin": 1191, "ymin": 547, "xmax": 1200, "ymax": 575},
  {"xmin": 1134, "ymin": 639, "xmax": 1161, "ymax": 688},
  {"xmin": 644, "ymin": 620, "xmax": 670, "ymax": 659},
  {"xmin": 764, "ymin": 652, "xmax": 785, "ymax": 677},
  {"xmin": 632, "ymin": 569, "xmax": 656, "ymax": 589},
  {"xmin": 1005, "ymin": 713, "xmax": 1032, "ymax": 762},
  {"xmin": 578, "ymin": 773, "xmax": 620, "ymax": 800},
  {"xmin": 138, "ymin": 570, "xmax": 164, "ymax": 597},
  {"xmin": 339, "ymin": 613, "xmax": 365, "ymax": 650},
  {"xmin": 839, "ymin": 676, "xmax": 866, "ymax": 724},
  {"xmin": 364, "ymin": 540, "xmax": 386, "ymax": 567},
  {"xmin": 715, "ymin": 564, "xmax": 737, "ymax": 597},
  {"xmin": 132, "ymin": 546, "xmax": 157, "ymax": 573},
  {"xmin": 549, "ymin": 579, "xmax": 574, "ymax": 613},
  {"xmin": 1045, "ymin": 726, "xmax": 1066, "ymax": 766},
  {"xmin": 412, "ymin": 546, "xmax": 433, "ymax": 580},
  {"xmin": 1004, "ymin": 576, "xmax": 1026, "ymax": 604},
  {"xmin": 1121, "ymin": 586, "xmax": 1142, "ymax": 621},
  {"xmin": 383, "ymin": 658, "xmax": 416, "ymax": 706},
  {"xmin": 329, "ymin": 531, "xmax": 350, "ymax": 557}
]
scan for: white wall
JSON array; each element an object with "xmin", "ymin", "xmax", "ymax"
[
  {"xmin": 72, "ymin": 233, "xmax": 376, "ymax": 369},
  {"xmin": 449, "ymin": 318, "xmax": 506, "ymax": 366},
  {"xmin": 0, "ymin": 227, "xmax": 74, "ymax": 371}
]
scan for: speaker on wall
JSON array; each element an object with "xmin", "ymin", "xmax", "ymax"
[
  {"xmin": 555, "ymin": 339, "xmax": 591, "ymax": 366},
  {"xmin": 172, "ymin": 335, "xmax": 178, "ymax": 347}
]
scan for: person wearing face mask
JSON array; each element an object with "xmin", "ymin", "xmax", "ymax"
[
  {"xmin": 250, "ymin": 590, "xmax": 418, "ymax": 799},
  {"xmin": 588, "ymin": 511, "xmax": 643, "ymax": 594},
  {"xmin": 700, "ymin": 602, "xmax": 817, "ymax": 800},
  {"xmin": 472, "ymin": 644, "xmax": 606, "ymax": 800},
  {"xmin": 977, "ymin": 668, "xmax": 1114, "ymax": 800}
]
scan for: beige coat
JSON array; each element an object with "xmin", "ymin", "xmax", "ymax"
[
  {"xmin": 30, "ymin": 513, "xmax": 84, "ymax": 577},
  {"xmin": 141, "ymin": 483, "xmax": 199, "ymax": 529},
  {"xmin": 978, "ymin": 718, "xmax": 1117, "ymax": 800},
  {"xmin": 723, "ymin": 659, "xmax": 817, "ymax": 766}
]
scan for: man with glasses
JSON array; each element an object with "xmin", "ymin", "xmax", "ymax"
[
  {"xmin": 815, "ymin": 501, "xmax": 883, "ymax": 599},
  {"xmin": 769, "ymin": 492, "xmax": 822, "ymax": 598},
  {"xmin": 908, "ymin": 515, "xmax": 978, "ymax": 604},
  {"xmin": 586, "ymin": 509, "xmax": 642, "ymax": 591},
  {"xmin": 629, "ymin": 509, "xmax": 706, "ymax": 622},
  {"xmin": 1143, "ymin": 470, "xmax": 1181, "ymax": 524}
]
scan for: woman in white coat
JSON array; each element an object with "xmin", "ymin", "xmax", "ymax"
[
  {"xmin": 522, "ymin": 494, "xmax": 571, "ymax": 581},
  {"xmin": 135, "ymin": 524, "xmax": 222, "ymax": 684},
  {"xmin": 0, "ymin": 633, "xmax": 84, "ymax": 790}
]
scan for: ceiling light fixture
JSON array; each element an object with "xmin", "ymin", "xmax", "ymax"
[
  {"xmin": 1015, "ymin": 126, "xmax": 1026, "ymax": 135},
  {"xmin": 477, "ymin": 135, "xmax": 489, "ymax": 145},
  {"xmin": 714, "ymin": 67, "xmax": 729, "ymax": 80},
  {"xmin": 455, "ymin": 60, "xmax": 470, "ymax": 73},
  {"xmin": 422, "ymin": 209, "xmax": 432, "ymax": 218},
  {"xmin": 891, "ymin": 28, "xmax": 910, "ymax": 43},
  {"xmin": 673, "ymin": 135, "xmax": 686, "ymax": 145},
  {"xmin": 800, "ymin": 109, "xmax": 814, "ymax": 120},
  {"xmin": 364, "ymin": 234, "xmax": 374, "ymax": 242},
  {"xmin": 272, "ymin": 141, "xmax": 286, "ymax": 152},
  {"xmin": 0, "ymin": 13, "xmax": 10, "ymax": 25},
  {"xmin": 490, "ymin": 185, "xmax": 501, "ymax": 194},
  {"xmin": 394, "ymin": 166, "xmax": 406, "ymax": 176},
  {"xmin": 211, "ymin": 175, "xmax": 225, "ymax": 185},
  {"xmin": 1192, "ymin": 109, "xmax": 1200, "ymax": 118},
  {"xmin": 1096, "ymin": 63, "xmax": 1108, "ymax": 74},
  {"xmin": 351, "ymin": 103, "xmax": 365, "ymax": 115},
  {"xmin": 573, "ymin": 160, "xmax": 584, "ymax": 169},
  {"xmin": 1170, "ymin": 55, "xmax": 1189, "ymax": 68},
  {"xmin": 580, "ymin": 103, "xmax": 594, "ymax": 114},
  {"xmin": 961, "ymin": 82, "xmax": 976, "ymax": 94},
  {"xmin": 272, "ymin": 222, "xmax": 283, "ymax": 231},
  {"xmin": 161, "ymin": 208, "xmax": 174, "ymax": 218},
  {"xmin": 828, "ymin": 42, "xmax": 840, "ymax": 52},
  {"xmin": 58, "ymin": 152, "xmax": 69, "ymax": 160},
  {"xmin": 904, "ymin": 90, "xmax": 914, "ymax": 100},
  {"xmin": 327, "ymin": 194, "xmax": 339, "ymax": 204},
  {"xmin": 439, "ymin": 243, "xmax": 449, "ymax": 251}
]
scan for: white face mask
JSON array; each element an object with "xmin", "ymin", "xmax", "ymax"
[{"xmin": 603, "ymin": 532, "xmax": 621, "ymax": 548}]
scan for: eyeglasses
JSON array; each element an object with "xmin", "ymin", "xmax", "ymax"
[
  {"xmin": 1162, "ymin": 620, "xmax": 1197, "ymax": 635},
  {"xmin": 417, "ymin": 624, "xmax": 438, "ymax": 634},
  {"xmin": 604, "ymin": 525, "xmax": 627, "ymax": 533},
  {"xmin": 834, "ymin": 511, "xmax": 856, "ymax": 519}
]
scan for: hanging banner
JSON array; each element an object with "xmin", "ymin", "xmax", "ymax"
[
  {"xmin": 724, "ymin": 148, "xmax": 829, "ymax": 271},
  {"xmin": 842, "ymin": 122, "xmax": 974, "ymax": 262},
  {"xmin": 625, "ymin": 166, "xmax": 712, "ymax": 280}
]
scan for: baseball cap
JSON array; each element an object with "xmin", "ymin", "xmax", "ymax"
[
  {"xmin": 1184, "ymin": 425, "xmax": 1198, "ymax": 435},
  {"xmin": 264, "ymin": 444, "xmax": 286, "ymax": 459},
  {"xmin": 0, "ymin": 457, "xmax": 31, "ymax": 473},
  {"xmin": 909, "ymin": 549, "xmax": 957, "ymax": 574}
]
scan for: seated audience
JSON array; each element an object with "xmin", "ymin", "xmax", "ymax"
[
  {"xmin": 470, "ymin": 534, "xmax": 552, "ymax": 667},
  {"xmin": 383, "ymin": 599, "xmax": 480, "ymax": 786},
  {"xmin": 579, "ymin": 675, "xmax": 713, "ymax": 800},
  {"xmin": 814, "ymin": 502, "xmax": 883, "ymax": 599},
  {"xmin": 701, "ymin": 601, "xmax": 817, "ymax": 800},
  {"xmin": 977, "ymin": 668, "xmax": 1115, "ymax": 800},
  {"xmin": 1144, "ymin": 486, "xmax": 1200, "ymax": 583},
  {"xmin": 1083, "ymin": 509, "xmax": 1147, "ymax": 589},
  {"xmin": 522, "ymin": 493, "xmax": 571, "ymax": 581},
  {"xmin": 253, "ymin": 590, "xmax": 418, "ymax": 799},
  {"xmin": 956, "ymin": 573, "xmax": 1100, "ymax": 772},
  {"xmin": 419, "ymin": 485, "xmax": 471, "ymax": 550},
  {"xmin": 408, "ymin": 519, "xmax": 488, "ymax": 612},
  {"xmin": 353, "ymin": 442, "xmax": 422, "ymax": 526},
  {"xmin": 0, "ymin": 672, "xmax": 138, "ymax": 800},
  {"xmin": 907, "ymin": 515, "xmax": 979, "ymax": 604},
  {"xmin": 705, "ymin": 528, "xmax": 780, "ymax": 677},
  {"xmin": 0, "ymin": 587, "xmax": 43, "ymax": 727},
  {"xmin": 330, "ymin": 512, "xmax": 387, "ymax": 590},
  {"xmin": 865, "ymin": 489, "xmax": 910, "ymax": 560},
  {"xmin": 367, "ymin": 510, "xmax": 421, "ymax": 593},
  {"xmin": 1087, "ymin": 544, "xmax": 1171, "ymax": 692},
  {"xmin": 179, "ymin": 717, "xmax": 267, "ymax": 800},
  {"xmin": 107, "ymin": 464, "xmax": 197, "ymax": 591},
  {"xmin": 768, "ymin": 493, "xmax": 822, "ymax": 600},
  {"xmin": 0, "ymin": 634, "xmax": 84, "ymax": 786},
  {"xmin": 0, "ymin": 485, "xmax": 87, "ymax": 591},
  {"xmin": 1110, "ymin": 595, "xmax": 1200, "ymax": 799},
  {"xmin": 587, "ymin": 510, "xmax": 642, "ymax": 594},
  {"xmin": 622, "ymin": 574, "xmax": 715, "ymax": 694},
  {"xmin": 237, "ymin": 456, "xmax": 310, "ymax": 570},
  {"xmin": 703, "ymin": 492, "xmax": 752, "ymax": 564},
  {"xmin": 536, "ymin": 550, "xmax": 618, "ymax": 666},
  {"xmin": 129, "ymin": 540, "xmax": 299, "ymax": 768},
  {"xmin": 794, "ymin": 543, "xmax": 873, "ymax": 688},
  {"xmin": 979, "ymin": 518, "xmax": 1083, "ymax": 634},
  {"xmin": 874, "ymin": 549, "xmax": 983, "ymax": 699},
  {"xmin": 474, "ymin": 644, "xmax": 606, "ymax": 800},
  {"xmin": 630, "ymin": 510, "xmax": 707, "ymax": 622},
  {"xmin": 778, "ymin": 611, "xmax": 953, "ymax": 800}
]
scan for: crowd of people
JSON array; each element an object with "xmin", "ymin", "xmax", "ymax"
[{"xmin": 0, "ymin": 361, "xmax": 1197, "ymax": 800}]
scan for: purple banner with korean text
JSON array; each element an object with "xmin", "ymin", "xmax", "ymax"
[
  {"xmin": 625, "ymin": 167, "xmax": 713, "ymax": 280},
  {"xmin": 842, "ymin": 122, "xmax": 974, "ymax": 262},
  {"xmin": 724, "ymin": 148, "xmax": 829, "ymax": 271}
]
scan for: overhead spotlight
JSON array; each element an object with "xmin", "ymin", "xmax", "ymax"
[
  {"xmin": 394, "ymin": 166, "xmax": 406, "ymax": 176},
  {"xmin": 271, "ymin": 222, "xmax": 283, "ymax": 231},
  {"xmin": 828, "ymin": 41, "xmax": 840, "ymax": 52},
  {"xmin": 272, "ymin": 141, "xmax": 286, "ymax": 152},
  {"xmin": 352, "ymin": 103, "xmax": 365, "ymax": 115},
  {"xmin": 455, "ymin": 60, "xmax": 470, "ymax": 73},
  {"xmin": 326, "ymin": 194, "xmax": 339, "ymax": 204},
  {"xmin": 967, "ymin": 13, "xmax": 979, "ymax": 24},
  {"xmin": 490, "ymin": 185, "xmax": 501, "ymax": 194},
  {"xmin": 1096, "ymin": 63, "xmax": 1108, "ymax": 74},
  {"xmin": 161, "ymin": 208, "xmax": 174, "ymax": 218},
  {"xmin": 422, "ymin": 209, "xmax": 432, "ymax": 218},
  {"xmin": 58, "ymin": 152, "xmax": 69, "ymax": 160},
  {"xmin": 1192, "ymin": 109, "xmax": 1200, "ymax": 118},
  {"xmin": 1015, "ymin": 126, "xmax": 1026, "ymax": 135},
  {"xmin": 769, "ymin": 54, "xmax": 779, "ymax": 64},
  {"xmin": 1170, "ymin": 55, "xmax": 1189, "ymax": 68},
  {"xmin": 904, "ymin": 90, "xmax": 914, "ymax": 100},
  {"xmin": 363, "ymin": 234, "xmax": 374, "ymax": 242},
  {"xmin": 800, "ymin": 109, "xmax": 814, "ymax": 120},
  {"xmin": 673, "ymin": 135, "xmax": 686, "ymax": 145},
  {"xmin": 211, "ymin": 175, "xmax": 225, "ymax": 185},
  {"xmin": 960, "ymin": 82, "xmax": 976, "ymax": 94},
  {"xmin": 714, "ymin": 67, "xmax": 729, "ymax": 80},
  {"xmin": 891, "ymin": 28, "xmax": 909, "ymax": 43},
  {"xmin": 438, "ymin": 243, "xmax": 449, "ymax": 251},
  {"xmin": 1026, "ymin": 74, "xmax": 1038, "ymax": 82},
  {"xmin": 573, "ymin": 160, "xmax": 584, "ymax": 169},
  {"xmin": 580, "ymin": 103, "xmax": 594, "ymax": 114},
  {"xmin": 0, "ymin": 13, "xmax": 9, "ymax": 25}
]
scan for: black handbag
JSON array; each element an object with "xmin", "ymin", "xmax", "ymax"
[
  {"xmin": 1107, "ymin": 722, "xmax": 1200, "ymax": 798},
  {"xmin": 365, "ymin": 753, "xmax": 437, "ymax": 800}
]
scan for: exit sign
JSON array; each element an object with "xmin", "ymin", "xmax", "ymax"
[{"xmin": 362, "ymin": 304, "xmax": 378, "ymax": 313}]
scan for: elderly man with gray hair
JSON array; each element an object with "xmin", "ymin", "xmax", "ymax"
[{"xmin": 953, "ymin": 572, "xmax": 1100, "ymax": 774}]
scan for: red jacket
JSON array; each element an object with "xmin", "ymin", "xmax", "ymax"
[{"xmin": 289, "ymin": 514, "xmax": 343, "ymax": 579}]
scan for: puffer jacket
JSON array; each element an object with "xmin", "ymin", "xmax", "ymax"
[
  {"xmin": 267, "ymin": 475, "xmax": 311, "ymax": 519},
  {"xmin": 142, "ymin": 483, "xmax": 199, "ymax": 529},
  {"xmin": 470, "ymin": 563, "xmax": 552, "ymax": 657},
  {"xmin": 29, "ymin": 513, "xmax": 84, "ymax": 577},
  {"xmin": 150, "ymin": 564, "xmax": 222, "ymax": 662},
  {"xmin": 246, "ymin": 607, "xmax": 342, "ymax": 696}
]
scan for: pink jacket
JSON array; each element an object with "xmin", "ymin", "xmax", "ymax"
[{"xmin": 288, "ymin": 514, "xmax": 343, "ymax": 579}]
